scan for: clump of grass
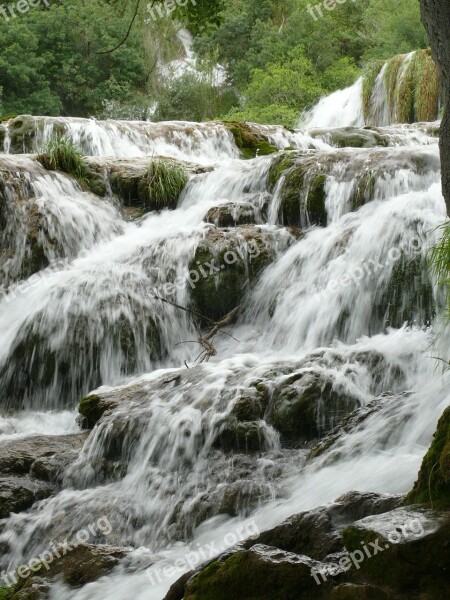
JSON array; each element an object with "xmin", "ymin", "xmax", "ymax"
[
  {"xmin": 431, "ymin": 222, "xmax": 450, "ymax": 317},
  {"xmin": 37, "ymin": 137, "xmax": 88, "ymax": 183},
  {"xmin": 142, "ymin": 159, "xmax": 188, "ymax": 209}
]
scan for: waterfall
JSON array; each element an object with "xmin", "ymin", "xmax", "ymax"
[
  {"xmin": 303, "ymin": 49, "xmax": 440, "ymax": 128},
  {"xmin": 0, "ymin": 109, "xmax": 448, "ymax": 600}
]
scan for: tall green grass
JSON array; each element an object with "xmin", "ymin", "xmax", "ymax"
[
  {"xmin": 431, "ymin": 222, "xmax": 450, "ymax": 318},
  {"xmin": 143, "ymin": 159, "xmax": 188, "ymax": 209},
  {"xmin": 37, "ymin": 137, "xmax": 88, "ymax": 183}
]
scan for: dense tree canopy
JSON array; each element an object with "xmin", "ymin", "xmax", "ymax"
[{"xmin": 0, "ymin": 0, "xmax": 429, "ymax": 122}]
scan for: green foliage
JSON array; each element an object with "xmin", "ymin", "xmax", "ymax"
[
  {"xmin": 37, "ymin": 137, "xmax": 88, "ymax": 182},
  {"xmin": 431, "ymin": 222, "xmax": 450, "ymax": 319},
  {"xmin": 225, "ymin": 47, "xmax": 324, "ymax": 127},
  {"xmin": 143, "ymin": 160, "xmax": 188, "ymax": 209},
  {"xmin": 151, "ymin": 71, "xmax": 239, "ymax": 123}
]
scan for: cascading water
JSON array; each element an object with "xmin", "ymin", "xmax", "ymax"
[
  {"xmin": 0, "ymin": 108, "xmax": 448, "ymax": 600},
  {"xmin": 303, "ymin": 49, "xmax": 440, "ymax": 128}
]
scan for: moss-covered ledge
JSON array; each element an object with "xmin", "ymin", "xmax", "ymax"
[
  {"xmin": 405, "ymin": 406, "xmax": 450, "ymax": 508},
  {"xmin": 223, "ymin": 121, "xmax": 278, "ymax": 159}
]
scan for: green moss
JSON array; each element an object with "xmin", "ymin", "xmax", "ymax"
[
  {"xmin": 224, "ymin": 121, "xmax": 278, "ymax": 160},
  {"xmin": 184, "ymin": 549, "xmax": 325, "ymax": 600},
  {"xmin": 352, "ymin": 171, "xmax": 376, "ymax": 211},
  {"xmin": 405, "ymin": 406, "xmax": 450, "ymax": 508},
  {"xmin": 412, "ymin": 49, "xmax": 440, "ymax": 122},
  {"xmin": 267, "ymin": 153, "xmax": 296, "ymax": 190},
  {"xmin": 362, "ymin": 61, "xmax": 384, "ymax": 121},
  {"xmin": 378, "ymin": 255, "xmax": 435, "ymax": 328},
  {"xmin": 78, "ymin": 394, "xmax": 103, "ymax": 429},
  {"xmin": 0, "ymin": 588, "xmax": 13, "ymax": 599},
  {"xmin": 306, "ymin": 175, "xmax": 327, "ymax": 227}
]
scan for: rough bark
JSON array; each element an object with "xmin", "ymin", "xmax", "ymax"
[{"xmin": 421, "ymin": 0, "xmax": 450, "ymax": 215}]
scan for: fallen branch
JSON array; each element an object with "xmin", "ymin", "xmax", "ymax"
[{"xmin": 153, "ymin": 295, "xmax": 240, "ymax": 365}]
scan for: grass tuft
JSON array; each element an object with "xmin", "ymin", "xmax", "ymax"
[
  {"xmin": 142, "ymin": 159, "xmax": 188, "ymax": 209},
  {"xmin": 431, "ymin": 222, "xmax": 450, "ymax": 318},
  {"xmin": 37, "ymin": 137, "xmax": 88, "ymax": 183}
]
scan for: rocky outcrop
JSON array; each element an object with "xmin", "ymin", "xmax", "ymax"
[
  {"xmin": 223, "ymin": 122, "xmax": 278, "ymax": 159},
  {"xmin": 189, "ymin": 226, "xmax": 291, "ymax": 321},
  {"xmin": 0, "ymin": 433, "xmax": 87, "ymax": 518},
  {"xmin": 205, "ymin": 203, "xmax": 261, "ymax": 227},
  {"xmin": 406, "ymin": 406, "xmax": 450, "ymax": 508},
  {"xmin": 421, "ymin": 0, "xmax": 450, "ymax": 215},
  {"xmin": 3, "ymin": 543, "xmax": 129, "ymax": 599},
  {"xmin": 166, "ymin": 407, "xmax": 450, "ymax": 600}
]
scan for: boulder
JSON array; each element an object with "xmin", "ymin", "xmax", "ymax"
[
  {"xmin": 0, "ymin": 433, "xmax": 87, "ymax": 518},
  {"xmin": 5, "ymin": 543, "xmax": 129, "ymax": 599},
  {"xmin": 269, "ymin": 370, "xmax": 362, "ymax": 446},
  {"xmin": 205, "ymin": 203, "xmax": 260, "ymax": 227},
  {"xmin": 406, "ymin": 406, "xmax": 450, "ymax": 509},
  {"xmin": 189, "ymin": 226, "xmax": 287, "ymax": 321}
]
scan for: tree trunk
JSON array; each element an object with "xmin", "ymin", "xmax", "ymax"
[{"xmin": 420, "ymin": 0, "xmax": 450, "ymax": 215}]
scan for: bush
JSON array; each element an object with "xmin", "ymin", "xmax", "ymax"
[
  {"xmin": 141, "ymin": 160, "xmax": 189, "ymax": 210},
  {"xmin": 37, "ymin": 137, "xmax": 88, "ymax": 182}
]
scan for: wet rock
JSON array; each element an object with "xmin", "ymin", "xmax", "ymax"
[
  {"xmin": 205, "ymin": 203, "xmax": 260, "ymax": 227},
  {"xmin": 308, "ymin": 393, "xmax": 410, "ymax": 460},
  {"xmin": 85, "ymin": 157, "xmax": 208, "ymax": 209},
  {"xmin": 0, "ymin": 433, "xmax": 87, "ymax": 517},
  {"xmin": 7, "ymin": 543, "xmax": 129, "ymax": 599},
  {"xmin": 342, "ymin": 507, "xmax": 450, "ymax": 596},
  {"xmin": 223, "ymin": 121, "xmax": 278, "ymax": 159},
  {"xmin": 0, "ymin": 476, "xmax": 54, "ymax": 519},
  {"xmin": 375, "ymin": 255, "xmax": 435, "ymax": 328},
  {"xmin": 182, "ymin": 544, "xmax": 331, "ymax": 600},
  {"xmin": 189, "ymin": 226, "xmax": 289, "ymax": 321},
  {"xmin": 243, "ymin": 491, "xmax": 402, "ymax": 560},
  {"xmin": 269, "ymin": 370, "xmax": 361, "ymax": 446},
  {"xmin": 406, "ymin": 406, "xmax": 450, "ymax": 509},
  {"xmin": 309, "ymin": 127, "xmax": 390, "ymax": 149},
  {"xmin": 78, "ymin": 394, "xmax": 121, "ymax": 429}
]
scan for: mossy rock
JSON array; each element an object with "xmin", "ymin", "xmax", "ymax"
[
  {"xmin": 224, "ymin": 121, "xmax": 278, "ymax": 160},
  {"xmin": 205, "ymin": 203, "xmax": 258, "ymax": 227},
  {"xmin": 7, "ymin": 116, "xmax": 37, "ymax": 153},
  {"xmin": 277, "ymin": 162, "xmax": 327, "ymax": 227},
  {"xmin": 405, "ymin": 407, "xmax": 450, "ymax": 509},
  {"xmin": 267, "ymin": 153, "xmax": 297, "ymax": 190},
  {"xmin": 213, "ymin": 419, "xmax": 267, "ymax": 453},
  {"xmin": 270, "ymin": 371, "xmax": 360, "ymax": 446},
  {"xmin": 6, "ymin": 544, "xmax": 128, "ymax": 599},
  {"xmin": 375, "ymin": 255, "xmax": 435, "ymax": 328},
  {"xmin": 183, "ymin": 546, "xmax": 327, "ymax": 600},
  {"xmin": 78, "ymin": 395, "xmax": 111, "ymax": 429},
  {"xmin": 189, "ymin": 228, "xmax": 275, "ymax": 321},
  {"xmin": 341, "ymin": 509, "xmax": 450, "ymax": 597}
]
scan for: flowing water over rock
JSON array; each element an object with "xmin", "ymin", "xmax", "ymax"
[
  {"xmin": 303, "ymin": 49, "xmax": 440, "ymax": 128},
  {"xmin": 0, "ymin": 113, "xmax": 448, "ymax": 599}
]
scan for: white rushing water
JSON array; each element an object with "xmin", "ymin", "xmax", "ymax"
[
  {"xmin": 0, "ymin": 113, "xmax": 448, "ymax": 600},
  {"xmin": 303, "ymin": 50, "xmax": 440, "ymax": 129}
]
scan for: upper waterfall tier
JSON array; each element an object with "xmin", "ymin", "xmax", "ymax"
[
  {"xmin": 303, "ymin": 49, "xmax": 440, "ymax": 129},
  {"xmin": 0, "ymin": 116, "xmax": 325, "ymax": 163}
]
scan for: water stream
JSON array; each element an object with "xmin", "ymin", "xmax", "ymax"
[{"xmin": 0, "ymin": 111, "xmax": 448, "ymax": 599}]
